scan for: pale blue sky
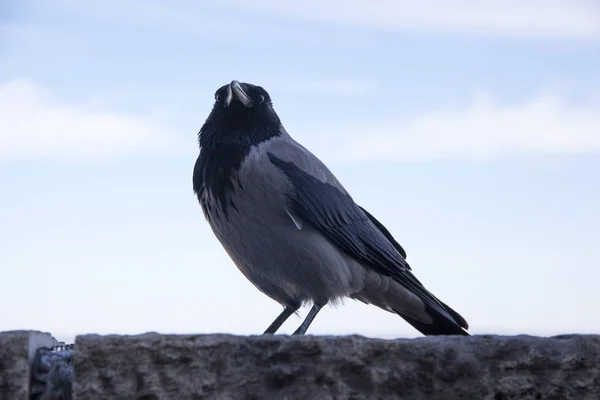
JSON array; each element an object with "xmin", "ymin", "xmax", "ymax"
[{"xmin": 1, "ymin": 0, "xmax": 599, "ymax": 343}]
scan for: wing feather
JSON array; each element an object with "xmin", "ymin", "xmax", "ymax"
[{"xmin": 267, "ymin": 151, "xmax": 460, "ymax": 326}]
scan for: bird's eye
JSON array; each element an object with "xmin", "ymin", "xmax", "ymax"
[
  {"xmin": 215, "ymin": 93, "xmax": 220, "ymax": 101},
  {"xmin": 257, "ymin": 95, "xmax": 265, "ymax": 104}
]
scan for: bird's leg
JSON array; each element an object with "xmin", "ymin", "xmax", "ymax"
[
  {"xmin": 293, "ymin": 302, "xmax": 324, "ymax": 335},
  {"xmin": 263, "ymin": 305, "xmax": 299, "ymax": 334}
]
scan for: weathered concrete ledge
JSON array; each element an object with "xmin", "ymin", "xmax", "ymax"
[
  {"xmin": 73, "ymin": 333, "xmax": 599, "ymax": 400},
  {"xmin": 2, "ymin": 331, "xmax": 600, "ymax": 399}
]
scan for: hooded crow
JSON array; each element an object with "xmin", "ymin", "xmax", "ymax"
[{"xmin": 193, "ymin": 80, "xmax": 469, "ymax": 336}]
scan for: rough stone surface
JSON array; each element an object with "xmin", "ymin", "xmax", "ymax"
[
  {"xmin": 73, "ymin": 333, "xmax": 600, "ymax": 400},
  {"xmin": 30, "ymin": 346, "xmax": 73, "ymax": 400},
  {"xmin": 0, "ymin": 330, "xmax": 59, "ymax": 400}
]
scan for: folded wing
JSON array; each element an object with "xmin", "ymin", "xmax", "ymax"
[{"xmin": 267, "ymin": 150, "xmax": 468, "ymax": 334}]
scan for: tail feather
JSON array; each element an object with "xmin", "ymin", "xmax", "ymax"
[
  {"xmin": 395, "ymin": 301, "xmax": 470, "ymax": 336},
  {"xmin": 354, "ymin": 272, "xmax": 470, "ymax": 336},
  {"xmin": 438, "ymin": 298, "xmax": 469, "ymax": 330},
  {"xmin": 354, "ymin": 204, "xmax": 468, "ymax": 336}
]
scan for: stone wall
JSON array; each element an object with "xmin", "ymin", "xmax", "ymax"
[
  {"xmin": 1, "ymin": 331, "xmax": 61, "ymax": 399},
  {"xmin": 1, "ymin": 330, "xmax": 599, "ymax": 399}
]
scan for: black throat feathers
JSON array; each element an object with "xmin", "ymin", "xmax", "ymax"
[{"xmin": 193, "ymin": 100, "xmax": 282, "ymax": 220}]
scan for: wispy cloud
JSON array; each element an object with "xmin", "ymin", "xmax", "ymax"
[
  {"xmin": 265, "ymin": 79, "xmax": 376, "ymax": 96},
  {"xmin": 328, "ymin": 93, "xmax": 600, "ymax": 163},
  {"xmin": 21, "ymin": 0, "xmax": 362, "ymax": 46},
  {"xmin": 3, "ymin": 78, "xmax": 598, "ymax": 165},
  {"xmin": 218, "ymin": 0, "xmax": 600, "ymax": 39},
  {"xmin": 0, "ymin": 79, "xmax": 182, "ymax": 162},
  {"xmin": 26, "ymin": 0, "xmax": 599, "ymax": 40}
]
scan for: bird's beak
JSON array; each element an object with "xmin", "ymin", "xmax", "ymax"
[{"xmin": 224, "ymin": 80, "xmax": 253, "ymax": 108}]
